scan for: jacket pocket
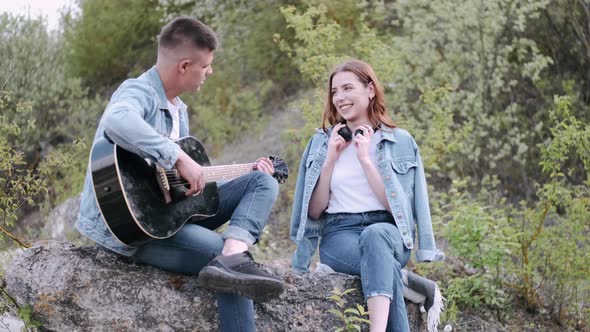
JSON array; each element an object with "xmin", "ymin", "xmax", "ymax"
[
  {"xmin": 391, "ymin": 160, "xmax": 417, "ymax": 196},
  {"xmin": 391, "ymin": 160, "xmax": 417, "ymax": 174}
]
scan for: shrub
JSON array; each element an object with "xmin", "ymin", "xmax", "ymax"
[
  {"xmin": 0, "ymin": 89, "xmax": 85, "ymax": 248},
  {"xmin": 63, "ymin": 0, "xmax": 164, "ymax": 89},
  {"xmin": 0, "ymin": 13, "xmax": 103, "ymax": 205}
]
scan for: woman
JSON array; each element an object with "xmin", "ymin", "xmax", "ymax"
[{"xmin": 290, "ymin": 60, "xmax": 444, "ymax": 332}]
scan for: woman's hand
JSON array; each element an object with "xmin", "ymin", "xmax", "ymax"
[
  {"xmin": 354, "ymin": 124, "xmax": 374, "ymax": 165},
  {"xmin": 326, "ymin": 123, "xmax": 351, "ymax": 164},
  {"xmin": 308, "ymin": 123, "xmax": 350, "ymax": 219}
]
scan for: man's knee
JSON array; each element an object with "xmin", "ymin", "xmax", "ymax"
[{"xmin": 252, "ymin": 172, "xmax": 279, "ymax": 200}]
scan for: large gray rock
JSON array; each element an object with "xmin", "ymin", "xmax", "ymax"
[{"xmin": 5, "ymin": 241, "xmax": 425, "ymax": 331}]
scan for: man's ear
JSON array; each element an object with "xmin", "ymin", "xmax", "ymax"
[{"xmin": 179, "ymin": 59, "xmax": 191, "ymax": 73}]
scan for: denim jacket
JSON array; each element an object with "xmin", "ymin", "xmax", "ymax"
[
  {"xmin": 76, "ymin": 66, "xmax": 189, "ymax": 256},
  {"xmin": 290, "ymin": 126, "xmax": 445, "ymax": 272}
]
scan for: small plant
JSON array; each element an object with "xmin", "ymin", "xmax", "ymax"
[
  {"xmin": 328, "ymin": 287, "xmax": 371, "ymax": 332},
  {"xmin": 0, "ymin": 286, "xmax": 42, "ymax": 330},
  {"xmin": 17, "ymin": 305, "xmax": 42, "ymax": 329}
]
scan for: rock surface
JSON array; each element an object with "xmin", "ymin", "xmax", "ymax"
[{"xmin": 5, "ymin": 241, "xmax": 425, "ymax": 332}]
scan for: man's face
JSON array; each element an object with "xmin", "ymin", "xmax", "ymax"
[{"xmin": 180, "ymin": 49, "xmax": 214, "ymax": 93}]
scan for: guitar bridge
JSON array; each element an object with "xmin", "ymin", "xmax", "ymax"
[{"xmin": 156, "ymin": 165, "xmax": 172, "ymax": 204}]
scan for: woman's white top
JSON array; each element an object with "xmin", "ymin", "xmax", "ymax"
[
  {"xmin": 167, "ymin": 99, "xmax": 180, "ymax": 140},
  {"xmin": 325, "ymin": 130, "xmax": 387, "ymax": 213}
]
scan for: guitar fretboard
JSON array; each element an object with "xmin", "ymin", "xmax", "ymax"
[{"xmin": 202, "ymin": 163, "xmax": 257, "ymax": 182}]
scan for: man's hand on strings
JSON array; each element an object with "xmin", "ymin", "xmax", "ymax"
[
  {"xmin": 255, "ymin": 157, "xmax": 274, "ymax": 175},
  {"xmin": 175, "ymin": 150, "xmax": 205, "ymax": 196}
]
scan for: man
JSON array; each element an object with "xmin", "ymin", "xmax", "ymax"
[{"xmin": 76, "ymin": 16, "xmax": 284, "ymax": 331}]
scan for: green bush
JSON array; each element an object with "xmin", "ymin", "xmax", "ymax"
[
  {"xmin": 0, "ymin": 89, "xmax": 85, "ymax": 248},
  {"xmin": 63, "ymin": 0, "xmax": 164, "ymax": 89},
  {"xmin": 434, "ymin": 97, "xmax": 589, "ymax": 326},
  {"xmin": 517, "ymin": 96, "xmax": 589, "ymax": 324},
  {"xmin": 434, "ymin": 177, "xmax": 515, "ymax": 322},
  {"xmin": 0, "ymin": 13, "xmax": 103, "ymax": 209}
]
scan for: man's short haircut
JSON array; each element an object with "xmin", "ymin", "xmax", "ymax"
[{"xmin": 158, "ymin": 17, "xmax": 218, "ymax": 52}]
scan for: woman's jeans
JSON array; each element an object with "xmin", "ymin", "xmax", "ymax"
[
  {"xmin": 132, "ymin": 172, "xmax": 278, "ymax": 332},
  {"xmin": 320, "ymin": 211, "xmax": 412, "ymax": 332}
]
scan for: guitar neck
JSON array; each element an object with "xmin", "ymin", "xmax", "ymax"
[{"xmin": 202, "ymin": 163, "xmax": 257, "ymax": 183}]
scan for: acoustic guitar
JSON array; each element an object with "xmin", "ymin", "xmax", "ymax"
[{"xmin": 90, "ymin": 136, "xmax": 288, "ymax": 246}]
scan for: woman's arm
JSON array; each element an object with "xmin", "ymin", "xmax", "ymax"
[
  {"xmin": 359, "ymin": 158, "xmax": 391, "ymax": 213},
  {"xmin": 308, "ymin": 123, "xmax": 350, "ymax": 219},
  {"xmin": 308, "ymin": 159, "xmax": 336, "ymax": 219},
  {"xmin": 412, "ymin": 138, "xmax": 444, "ymax": 262},
  {"xmin": 355, "ymin": 125, "xmax": 391, "ymax": 213}
]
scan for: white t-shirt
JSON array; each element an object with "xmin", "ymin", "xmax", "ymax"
[
  {"xmin": 325, "ymin": 130, "xmax": 387, "ymax": 213},
  {"xmin": 167, "ymin": 99, "xmax": 180, "ymax": 140}
]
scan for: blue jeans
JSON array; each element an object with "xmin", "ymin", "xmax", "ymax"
[
  {"xmin": 133, "ymin": 172, "xmax": 278, "ymax": 332},
  {"xmin": 320, "ymin": 211, "xmax": 412, "ymax": 332}
]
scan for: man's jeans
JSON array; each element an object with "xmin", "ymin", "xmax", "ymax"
[
  {"xmin": 133, "ymin": 172, "xmax": 278, "ymax": 332},
  {"xmin": 319, "ymin": 211, "xmax": 412, "ymax": 332}
]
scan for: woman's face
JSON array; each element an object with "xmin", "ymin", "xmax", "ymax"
[{"xmin": 331, "ymin": 71, "xmax": 374, "ymax": 123}]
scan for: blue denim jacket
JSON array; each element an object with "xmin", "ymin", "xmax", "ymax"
[
  {"xmin": 290, "ymin": 126, "xmax": 445, "ymax": 272},
  {"xmin": 76, "ymin": 66, "xmax": 189, "ymax": 256}
]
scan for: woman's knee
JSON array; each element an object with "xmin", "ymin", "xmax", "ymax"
[
  {"xmin": 319, "ymin": 235, "xmax": 362, "ymax": 275},
  {"xmin": 319, "ymin": 247, "xmax": 361, "ymax": 275},
  {"xmin": 360, "ymin": 223, "xmax": 400, "ymax": 246},
  {"xmin": 360, "ymin": 223, "xmax": 410, "ymax": 266}
]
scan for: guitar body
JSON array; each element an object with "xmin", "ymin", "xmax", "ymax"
[{"xmin": 90, "ymin": 136, "xmax": 219, "ymax": 246}]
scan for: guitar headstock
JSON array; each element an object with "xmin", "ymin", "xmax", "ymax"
[{"xmin": 269, "ymin": 156, "xmax": 288, "ymax": 184}]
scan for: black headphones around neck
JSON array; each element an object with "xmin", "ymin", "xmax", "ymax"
[{"xmin": 337, "ymin": 121, "xmax": 380, "ymax": 142}]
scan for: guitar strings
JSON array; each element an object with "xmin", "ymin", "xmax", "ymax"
[{"xmin": 163, "ymin": 163, "xmax": 258, "ymax": 186}]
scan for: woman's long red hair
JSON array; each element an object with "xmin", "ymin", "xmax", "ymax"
[{"xmin": 322, "ymin": 60, "xmax": 396, "ymax": 131}]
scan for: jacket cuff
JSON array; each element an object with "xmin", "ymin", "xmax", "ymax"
[
  {"xmin": 158, "ymin": 142, "xmax": 181, "ymax": 170},
  {"xmin": 291, "ymin": 237, "xmax": 319, "ymax": 273},
  {"xmin": 415, "ymin": 249, "xmax": 445, "ymax": 262}
]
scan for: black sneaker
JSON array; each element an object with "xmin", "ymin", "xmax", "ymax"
[{"xmin": 197, "ymin": 251, "xmax": 285, "ymax": 302}]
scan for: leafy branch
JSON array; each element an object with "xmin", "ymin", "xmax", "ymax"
[{"xmin": 328, "ymin": 288, "xmax": 371, "ymax": 332}]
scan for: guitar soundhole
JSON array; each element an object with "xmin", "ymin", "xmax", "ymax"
[
  {"xmin": 169, "ymin": 170, "xmax": 190, "ymax": 193},
  {"xmin": 170, "ymin": 184, "xmax": 189, "ymax": 200}
]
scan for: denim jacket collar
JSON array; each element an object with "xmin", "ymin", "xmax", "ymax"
[
  {"xmin": 379, "ymin": 125, "xmax": 398, "ymax": 143},
  {"xmin": 147, "ymin": 66, "xmax": 169, "ymax": 110},
  {"xmin": 146, "ymin": 66, "xmax": 188, "ymax": 130}
]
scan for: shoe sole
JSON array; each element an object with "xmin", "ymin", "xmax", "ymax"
[{"xmin": 197, "ymin": 266, "xmax": 285, "ymax": 302}]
